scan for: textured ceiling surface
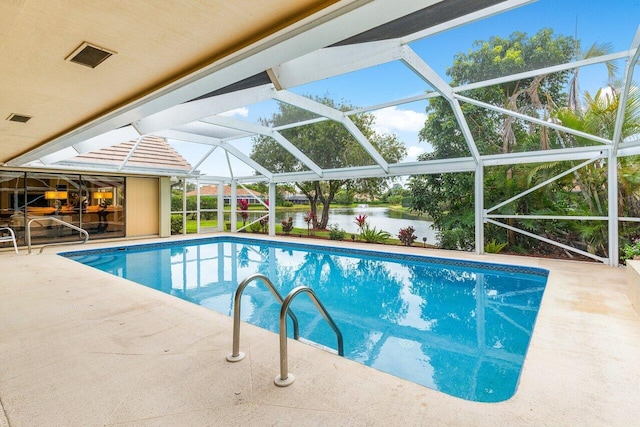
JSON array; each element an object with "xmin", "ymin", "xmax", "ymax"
[{"xmin": 0, "ymin": 0, "xmax": 338, "ymax": 162}]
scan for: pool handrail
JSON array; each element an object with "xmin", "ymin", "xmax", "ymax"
[
  {"xmin": 275, "ymin": 285, "xmax": 344, "ymax": 387},
  {"xmin": 27, "ymin": 216, "xmax": 89, "ymax": 254},
  {"xmin": 226, "ymin": 273, "xmax": 299, "ymax": 362}
]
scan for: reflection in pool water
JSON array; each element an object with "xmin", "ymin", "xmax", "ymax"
[{"xmin": 63, "ymin": 237, "xmax": 548, "ymax": 402}]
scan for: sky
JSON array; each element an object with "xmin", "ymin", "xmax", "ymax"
[{"xmin": 172, "ymin": 0, "xmax": 640, "ymax": 178}]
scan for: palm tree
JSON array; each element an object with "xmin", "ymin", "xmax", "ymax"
[{"xmin": 567, "ymin": 42, "xmax": 618, "ymax": 113}]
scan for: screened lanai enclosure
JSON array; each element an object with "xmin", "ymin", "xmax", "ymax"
[{"xmin": 4, "ymin": 0, "xmax": 640, "ymax": 266}]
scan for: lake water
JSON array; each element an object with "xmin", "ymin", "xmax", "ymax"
[{"xmin": 275, "ymin": 206, "xmax": 437, "ymax": 244}]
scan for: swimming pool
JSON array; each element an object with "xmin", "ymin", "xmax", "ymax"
[{"xmin": 62, "ymin": 236, "xmax": 548, "ymax": 402}]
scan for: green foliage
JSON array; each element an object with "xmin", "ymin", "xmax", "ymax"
[
  {"xmin": 410, "ymin": 29, "xmax": 579, "ymax": 251},
  {"xmin": 170, "ymin": 214, "xmax": 183, "ymax": 234},
  {"xmin": 171, "ymin": 195, "xmax": 217, "ymax": 219},
  {"xmin": 622, "ymin": 241, "xmax": 640, "ymax": 262},
  {"xmin": 360, "ymin": 224, "xmax": 391, "ymax": 243},
  {"xmin": 249, "ymin": 221, "xmax": 263, "ymax": 232},
  {"xmin": 485, "ymin": 239, "xmax": 508, "ymax": 254},
  {"xmin": 397, "ymin": 226, "xmax": 417, "ymax": 246},
  {"xmin": 387, "ymin": 194, "xmax": 403, "ymax": 205},
  {"xmin": 328, "ymin": 224, "xmax": 346, "ymax": 240},
  {"xmin": 335, "ymin": 189, "xmax": 354, "ymax": 205}
]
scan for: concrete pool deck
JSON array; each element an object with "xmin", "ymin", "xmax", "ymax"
[{"xmin": 1, "ymin": 234, "xmax": 639, "ymax": 426}]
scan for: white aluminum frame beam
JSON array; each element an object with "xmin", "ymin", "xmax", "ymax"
[
  {"xmin": 270, "ymin": 40, "xmax": 403, "ymax": 89},
  {"xmin": 486, "ymin": 155, "xmax": 604, "ymax": 214},
  {"xmin": 400, "ymin": 46, "xmax": 480, "ymax": 161},
  {"xmin": 156, "ymin": 129, "xmax": 273, "ymax": 179},
  {"xmin": 455, "ymin": 94, "xmax": 613, "ymax": 146},
  {"xmin": 486, "ymin": 218, "xmax": 607, "ymax": 263},
  {"xmin": 272, "ymin": 90, "xmax": 390, "ymax": 172},
  {"xmin": 453, "ymin": 51, "xmax": 631, "ymax": 94},
  {"xmin": 134, "ymin": 84, "xmax": 276, "ymax": 135},
  {"xmin": 611, "ymin": 26, "xmax": 640, "ymax": 154},
  {"xmin": 200, "ymin": 115, "xmax": 323, "ymax": 177}
]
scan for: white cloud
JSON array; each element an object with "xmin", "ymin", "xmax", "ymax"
[
  {"xmin": 219, "ymin": 107, "xmax": 249, "ymax": 117},
  {"xmin": 372, "ymin": 106, "xmax": 427, "ymax": 134},
  {"xmin": 406, "ymin": 145, "xmax": 425, "ymax": 162}
]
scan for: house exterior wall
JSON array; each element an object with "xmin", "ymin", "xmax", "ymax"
[{"xmin": 126, "ymin": 177, "xmax": 159, "ymax": 237}]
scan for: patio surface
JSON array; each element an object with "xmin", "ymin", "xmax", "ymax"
[{"xmin": 1, "ymin": 234, "xmax": 639, "ymax": 426}]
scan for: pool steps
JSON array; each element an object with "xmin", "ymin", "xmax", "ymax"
[{"xmin": 226, "ymin": 273, "xmax": 343, "ymax": 387}]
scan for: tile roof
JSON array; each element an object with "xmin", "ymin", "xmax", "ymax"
[
  {"xmin": 58, "ymin": 136, "xmax": 192, "ymax": 173},
  {"xmin": 187, "ymin": 185, "xmax": 262, "ymax": 198}
]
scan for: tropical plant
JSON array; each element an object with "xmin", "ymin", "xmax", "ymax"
[
  {"xmin": 304, "ymin": 211, "xmax": 316, "ymax": 235},
  {"xmin": 259, "ymin": 216, "xmax": 269, "ymax": 233},
  {"xmin": 397, "ymin": 226, "xmax": 417, "ymax": 246},
  {"xmin": 360, "ymin": 224, "xmax": 391, "ymax": 243},
  {"xmin": 354, "ymin": 214, "xmax": 368, "ymax": 238},
  {"xmin": 328, "ymin": 224, "xmax": 346, "ymax": 240},
  {"xmin": 281, "ymin": 217, "xmax": 294, "ymax": 234},
  {"xmin": 485, "ymin": 239, "xmax": 508, "ymax": 254},
  {"xmin": 237, "ymin": 199, "xmax": 249, "ymax": 227}
]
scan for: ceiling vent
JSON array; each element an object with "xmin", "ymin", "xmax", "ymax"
[
  {"xmin": 6, "ymin": 113, "xmax": 32, "ymax": 123},
  {"xmin": 66, "ymin": 42, "xmax": 116, "ymax": 68}
]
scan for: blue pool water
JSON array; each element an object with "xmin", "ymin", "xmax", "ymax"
[{"xmin": 62, "ymin": 237, "xmax": 548, "ymax": 402}]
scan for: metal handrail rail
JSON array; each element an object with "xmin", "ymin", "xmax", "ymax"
[
  {"xmin": 226, "ymin": 273, "xmax": 299, "ymax": 362},
  {"xmin": 275, "ymin": 286, "xmax": 344, "ymax": 387},
  {"xmin": 27, "ymin": 216, "xmax": 89, "ymax": 254}
]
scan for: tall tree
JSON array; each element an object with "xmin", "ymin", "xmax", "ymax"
[
  {"xmin": 251, "ymin": 95, "xmax": 406, "ymax": 229},
  {"xmin": 410, "ymin": 29, "xmax": 579, "ymax": 250}
]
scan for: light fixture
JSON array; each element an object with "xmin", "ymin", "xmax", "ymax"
[
  {"xmin": 94, "ymin": 192, "xmax": 113, "ymax": 199},
  {"xmin": 44, "ymin": 191, "xmax": 68, "ymax": 200}
]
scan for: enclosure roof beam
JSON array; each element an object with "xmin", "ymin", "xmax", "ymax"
[
  {"xmin": 200, "ymin": 115, "xmax": 323, "ymax": 177},
  {"xmin": 272, "ymin": 90, "xmax": 390, "ymax": 172},
  {"xmin": 453, "ymin": 51, "xmax": 630, "ymax": 94},
  {"xmin": 269, "ymin": 157, "xmax": 476, "ymax": 183},
  {"xmin": 270, "ymin": 40, "xmax": 403, "ymax": 90},
  {"xmin": 456, "ymin": 94, "xmax": 613, "ymax": 146},
  {"xmin": 156, "ymin": 129, "xmax": 273, "ymax": 179},
  {"xmin": 400, "ymin": 46, "xmax": 481, "ymax": 162},
  {"xmin": 481, "ymin": 145, "xmax": 607, "ymax": 166},
  {"xmin": 612, "ymin": 26, "xmax": 640, "ymax": 154},
  {"xmin": 188, "ymin": 146, "xmax": 218, "ymax": 175},
  {"xmin": 134, "ymin": 85, "xmax": 275, "ymax": 135}
]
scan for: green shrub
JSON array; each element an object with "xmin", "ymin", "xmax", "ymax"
[
  {"xmin": 360, "ymin": 224, "xmax": 391, "ymax": 243},
  {"xmin": 249, "ymin": 221, "xmax": 263, "ymax": 232},
  {"xmin": 622, "ymin": 241, "xmax": 640, "ymax": 261},
  {"xmin": 485, "ymin": 239, "xmax": 508, "ymax": 254},
  {"xmin": 171, "ymin": 214, "xmax": 183, "ymax": 234},
  {"xmin": 388, "ymin": 195, "xmax": 403, "ymax": 205},
  {"xmin": 328, "ymin": 224, "xmax": 345, "ymax": 240}
]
